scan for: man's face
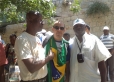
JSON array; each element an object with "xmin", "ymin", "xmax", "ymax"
[
  {"xmin": 103, "ymin": 30, "xmax": 109, "ymax": 35},
  {"xmin": 36, "ymin": 15, "xmax": 44, "ymax": 32},
  {"xmin": 85, "ymin": 27, "xmax": 90, "ymax": 34},
  {"xmin": 63, "ymin": 35, "xmax": 70, "ymax": 41},
  {"xmin": 10, "ymin": 36, "xmax": 16, "ymax": 45},
  {"xmin": 73, "ymin": 24, "xmax": 85, "ymax": 36},
  {"xmin": 52, "ymin": 23, "xmax": 65, "ymax": 40}
]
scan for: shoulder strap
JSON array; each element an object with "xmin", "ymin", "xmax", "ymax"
[{"xmin": 42, "ymin": 35, "xmax": 52, "ymax": 47}]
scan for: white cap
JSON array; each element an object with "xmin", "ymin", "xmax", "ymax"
[
  {"xmin": 103, "ymin": 26, "xmax": 109, "ymax": 30},
  {"xmin": 73, "ymin": 18, "xmax": 86, "ymax": 27}
]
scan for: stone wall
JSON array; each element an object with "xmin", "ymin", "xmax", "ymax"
[
  {"xmin": 1, "ymin": 23, "xmax": 25, "ymax": 43},
  {"xmin": 49, "ymin": 0, "xmax": 114, "ymax": 37},
  {"xmin": 1, "ymin": 0, "xmax": 114, "ymax": 43}
]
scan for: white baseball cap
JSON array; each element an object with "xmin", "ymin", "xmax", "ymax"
[
  {"xmin": 103, "ymin": 26, "xmax": 109, "ymax": 30},
  {"xmin": 73, "ymin": 18, "xmax": 86, "ymax": 27}
]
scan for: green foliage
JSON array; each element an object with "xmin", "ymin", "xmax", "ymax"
[
  {"xmin": 0, "ymin": 0, "xmax": 56, "ymax": 24},
  {"xmin": 70, "ymin": 0, "xmax": 80, "ymax": 13},
  {"xmin": 86, "ymin": 1, "xmax": 110, "ymax": 16}
]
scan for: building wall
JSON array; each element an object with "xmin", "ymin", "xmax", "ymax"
[
  {"xmin": 1, "ymin": 23, "xmax": 25, "ymax": 43},
  {"xmin": 49, "ymin": 0, "xmax": 114, "ymax": 37},
  {"xmin": 1, "ymin": 0, "xmax": 114, "ymax": 43}
]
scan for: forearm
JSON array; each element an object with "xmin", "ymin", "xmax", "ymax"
[
  {"xmin": 22, "ymin": 49, "xmax": 54, "ymax": 73},
  {"xmin": 33, "ymin": 56, "xmax": 50, "ymax": 71},
  {"xmin": 65, "ymin": 62, "xmax": 70, "ymax": 82},
  {"xmin": 98, "ymin": 60, "xmax": 106, "ymax": 82}
]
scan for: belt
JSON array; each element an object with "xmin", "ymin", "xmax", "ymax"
[{"xmin": 21, "ymin": 76, "xmax": 47, "ymax": 82}]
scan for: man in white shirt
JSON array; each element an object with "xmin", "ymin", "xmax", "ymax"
[
  {"xmin": 70, "ymin": 18, "xmax": 111, "ymax": 82},
  {"xmin": 15, "ymin": 11, "xmax": 54, "ymax": 82},
  {"xmin": 100, "ymin": 26, "xmax": 114, "ymax": 82}
]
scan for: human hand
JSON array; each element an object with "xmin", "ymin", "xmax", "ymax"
[
  {"xmin": 14, "ymin": 58, "xmax": 17, "ymax": 64},
  {"xmin": 47, "ymin": 49, "xmax": 54, "ymax": 60},
  {"xmin": 110, "ymin": 49, "xmax": 114, "ymax": 55},
  {"xmin": 14, "ymin": 58, "xmax": 17, "ymax": 61}
]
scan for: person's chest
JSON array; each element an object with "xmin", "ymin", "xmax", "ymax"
[
  {"xmin": 29, "ymin": 37, "xmax": 45, "ymax": 60},
  {"xmin": 75, "ymin": 38, "xmax": 96, "ymax": 60}
]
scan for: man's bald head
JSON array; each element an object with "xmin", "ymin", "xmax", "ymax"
[
  {"xmin": 53, "ymin": 20, "xmax": 65, "ymax": 27},
  {"xmin": 52, "ymin": 20, "xmax": 66, "ymax": 41}
]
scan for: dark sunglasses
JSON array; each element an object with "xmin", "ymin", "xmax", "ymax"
[
  {"xmin": 53, "ymin": 26, "xmax": 65, "ymax": 30},
  {"xmin": 40, "ymin": 20, "xmax": 45, "ymax": 25}
]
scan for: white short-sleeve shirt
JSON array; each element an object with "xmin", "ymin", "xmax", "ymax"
[
  {"xmin": 70, "ymin": 33, "xmax": 111, "ymax": 82},
  {"xmin": 15, "ymin": 32, "xmax": 47, "ymax": 81}
]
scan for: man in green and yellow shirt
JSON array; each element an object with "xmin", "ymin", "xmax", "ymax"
[{"xmin": 45, "ymin": 20, "xmax": 70, "ymax": 82}]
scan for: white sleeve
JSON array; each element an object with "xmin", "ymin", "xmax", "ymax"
[
  {"xmin": 15, "ymin": 37, "xmax": 33, "ymax": 60},
  {"xmin": 94, "ymin": 37, "xmax": 111, "ymax": 62}
]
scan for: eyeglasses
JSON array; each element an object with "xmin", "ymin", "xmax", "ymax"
[
  {"xmin": 34, "ymin": 11, "xmax": 40, "ymax": 15},
  {"xmin": 53, "ymin": 26, "xmax": 65, "ymax": 30}
]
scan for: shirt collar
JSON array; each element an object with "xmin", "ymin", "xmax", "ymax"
[{"xmin": 75, "ymin": 33, "xmax": 87, "ymax": 44}]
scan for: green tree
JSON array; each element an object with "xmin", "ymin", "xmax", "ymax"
[
  {"xmin": 70, "ymin": 0, "xmax": 80, "ymax": 13},
  {"xmin": 0, "ymin": 0, "xmax": 56, "ymax": 24}
]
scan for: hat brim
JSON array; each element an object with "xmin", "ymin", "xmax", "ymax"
[
  {"xmin": 103, "ymin": 29, "xmax": 109, "ymax": 30},
  {"xmin": 73, "ymin": 23, "xmax": 85, "ymax": 27}
]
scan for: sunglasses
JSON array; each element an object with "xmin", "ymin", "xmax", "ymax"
[
  {"xmin": 40, "ymin": 20, "xmax": 45, "ymax": 25},
  {"xmin": 53, "ymin": 26, "xmax": 65, "ymax": 30}
]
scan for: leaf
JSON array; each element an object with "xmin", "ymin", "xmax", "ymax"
[{"xmin": 0, "ymin": 0, "xmax": 56, "ymax": 24}]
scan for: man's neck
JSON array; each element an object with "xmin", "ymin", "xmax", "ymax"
[
  {"xmin": 76, "ymin": 35, "xmax": 83, "ymax": 43},
  {"xmin": 53, "ymin": 36, "xmax": 62, "ymax": 41},
  {"xmin": 26, "ymin": 28, "xmax": 36, "ymax": 36},
  {"xmin": 104, "ymin": 34, "xmax": 109, "ymax": 36}
]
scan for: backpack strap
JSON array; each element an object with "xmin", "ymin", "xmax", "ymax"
[{"xmin": 42, "ymin": 35, "xmax": 52, "ymax": 47}]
